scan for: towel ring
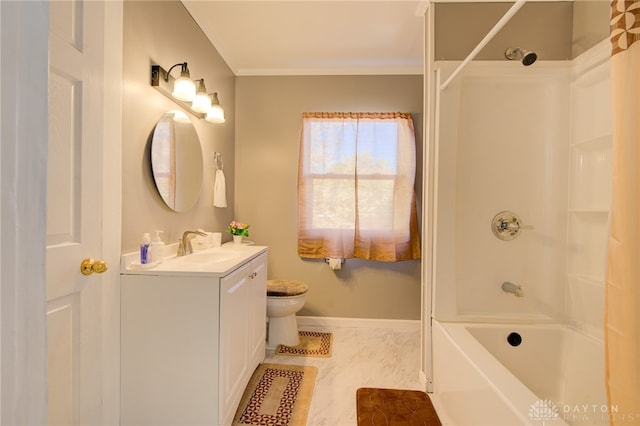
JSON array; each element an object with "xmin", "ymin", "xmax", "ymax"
[{"xmin": 213, "ymin": 152, "xmax": 223, "ymax": 170}]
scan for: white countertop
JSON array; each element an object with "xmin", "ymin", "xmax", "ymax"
[{"xmin": 120, "ymin": 243, "xmax": 268, "ymax": 277}]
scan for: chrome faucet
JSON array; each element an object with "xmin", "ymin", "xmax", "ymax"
[
  {"xmin": 502, "ymin": 281, "xmax": 524, "ymax": 297},
  {"xmin": 177, "ymin": 230, "xmax": 207, "ymax": 256}
]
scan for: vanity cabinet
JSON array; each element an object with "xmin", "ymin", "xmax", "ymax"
[{"xmin": 121, "ymin": 250, "xmax": 267, "ymax": 426}]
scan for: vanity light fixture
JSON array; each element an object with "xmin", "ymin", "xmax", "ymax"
[
  {"xmin": 205, "ymin": 92, "xmax": 225, "ymax": 123},
  {"xmin": 191, "ymin": 79, "xmax": 212, "ymax": 114},
  {"xmin": 151, "ymin": 62, "xmax": 224, "ymax": 123}
]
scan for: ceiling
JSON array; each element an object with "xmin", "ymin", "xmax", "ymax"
[
  {"xmin": 181, "ymin": 1, "xmax": 609, "ymax": 77},
  {"xmin": 181, "ymin": 1, "xmax": 427, "ymax": 76}
]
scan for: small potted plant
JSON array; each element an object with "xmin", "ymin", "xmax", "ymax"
[{"xmin": 226, "ymin": 221, "xmax": 250, "ymax": 244}]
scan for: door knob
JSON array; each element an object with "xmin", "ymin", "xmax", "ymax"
[{"xmin": 80, "ymin": 258, "xmax": 108, "ymax": 275}]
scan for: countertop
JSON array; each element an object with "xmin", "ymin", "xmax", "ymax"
[{"xmin": 120, "ymin": 243, "xmax": 268, "ymax": 277}]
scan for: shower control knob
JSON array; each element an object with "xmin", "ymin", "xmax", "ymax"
[{"xmin": 491, "ymin": 211, "xmax": 534, "ymax": 241}]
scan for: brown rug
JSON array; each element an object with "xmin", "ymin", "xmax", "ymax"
[
  {"xmin": 233, "ymin": 363, "xmax": 317, "ymax": 426},
  {"xmin": 275, "ymin": 330, "xmax": 333, "ymax": 358},
  {"xmin": 356, "ymin": 388, "xmax": 442, "ymax": 426}
]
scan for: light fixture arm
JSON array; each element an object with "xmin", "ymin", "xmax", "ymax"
[{"xmin": 164, "ymin": 62, "xmax": 190, "ymax": 82}]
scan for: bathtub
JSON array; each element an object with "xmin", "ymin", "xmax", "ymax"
[{"xmin": 431, "ymin": 321, "xmax": 609, "ymax": 426}]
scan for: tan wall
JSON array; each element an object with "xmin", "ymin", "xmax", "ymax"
[
  {"xmin": 435, "ymin": 2, "xmax": 573, "ymax": 61},
  {"xmin": 572, "ymin": 1, "xmax": 610, "ymax": 58},
  {"xmin": 122, "ymin": 1, "xmax": 236, "ymax": 252},
  {"xmin": 235, "ymin": 75, "xmax": 423, "ymax": 320},
  {"xmin": 435, "ymin": 1, "xmax": 610, "ymax": 62}
]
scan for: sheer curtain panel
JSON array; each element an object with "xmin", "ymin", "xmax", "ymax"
[{"xmin": 297, "ymin": 112, "xmax": 421, "ymax": 262}]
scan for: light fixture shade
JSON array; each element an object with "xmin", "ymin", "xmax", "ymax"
[
  {"xmin": 191, "ymin": 80, "xmax": 212, "ymax": 113},
  {"xmin": 206, "ymin": 104, "xmax": 225, "ymax": 123},
  {"xmin": 205, "ymin": 93, "xmax": 225, "ymax": 123},
  {"xmin": 172, "ymin": 77, "xmax": 196, "ymax": 102}
]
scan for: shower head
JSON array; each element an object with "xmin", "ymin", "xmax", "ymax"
[
  {"xmin": 521, "ymin": 50, "xmax": 537, "ymax": 66},
  {"xmin": 505, "ymin": 47, "xmax": 537, "ymax": 66}
]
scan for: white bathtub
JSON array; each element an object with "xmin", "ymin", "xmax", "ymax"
[{"xmin": 431, "ymin": 321, "xmax": 609, "ymax": 426}]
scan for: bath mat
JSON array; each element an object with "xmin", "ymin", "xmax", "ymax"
[
  {"xmin": 275, "ymin": 330, "xmax": 333, "ymax": 357},
  {"xmin": 356, "ymin": 388, "xmax": 442, "ymax": 426},
  {"xmin": 233, "ymin": 363, "xmax": 317, "ymax": 426}
]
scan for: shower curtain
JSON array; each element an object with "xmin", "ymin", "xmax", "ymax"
[{"xmin": 605, "ymin": 1, "xmax": 640, "ymax": 423}]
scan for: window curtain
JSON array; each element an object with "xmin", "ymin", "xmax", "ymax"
[
  {"xmin": 605, "ymin": 1, "xmax": 640, "ymax": 423},
  {"xmin": 297, "ymin": 112, "xmax": 421, "ymax": 262}
]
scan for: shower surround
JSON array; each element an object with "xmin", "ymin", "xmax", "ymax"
[{"xmin": 427, "ymin": 40, "xmax": 612, "ymax": 425}]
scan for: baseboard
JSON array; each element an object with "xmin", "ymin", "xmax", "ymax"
[{"xmin": 297, "ymin": 315, "xmax": 420, "ymax": 330}]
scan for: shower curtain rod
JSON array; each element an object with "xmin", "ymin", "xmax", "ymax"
[{"xmin": 440, "ymin": 0, "xmax": 527, "ymax": 91}]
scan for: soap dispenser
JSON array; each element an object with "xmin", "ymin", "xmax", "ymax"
[
  {"xmin": 140, "ymin": 233, "xmax": 151, "ymax": 264},
  {"xmin": 150, "ymin": 230, "xmax": 165, "ymax": 262}
]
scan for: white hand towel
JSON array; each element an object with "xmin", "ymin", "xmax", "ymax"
[{"xmin": 213, "ymin": 169, "xmax": 227, "ymax": 208}]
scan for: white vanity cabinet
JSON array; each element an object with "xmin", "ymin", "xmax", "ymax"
[{"xmin": 121, "ymin": 249, "xmax": 267, "ymax": 426}]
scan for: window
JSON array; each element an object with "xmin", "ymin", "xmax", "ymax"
[{"xmin": 297, "ymin": 112, "xmax": 421, "ymax": 262}]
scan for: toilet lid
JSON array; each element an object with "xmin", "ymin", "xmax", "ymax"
[{"xmin": 266, "ymin": 279, "xmax": 308, "ymax": 297}]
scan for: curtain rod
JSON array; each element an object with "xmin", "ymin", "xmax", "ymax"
[{"xmin": 440, "ymin": 0, "xmax": 527, "ymax": 91}]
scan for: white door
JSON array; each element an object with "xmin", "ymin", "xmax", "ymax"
[{"xmin": 46, "ymin": 1, "xmax": 122, "ymax": 424}]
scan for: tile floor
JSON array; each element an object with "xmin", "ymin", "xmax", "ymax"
[{"xmin": 263, "ymin": 322, "xmax": 424, "ymax": 426}]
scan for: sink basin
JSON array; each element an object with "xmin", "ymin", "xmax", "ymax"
[{"xmin": 169, "ymin": 251, "xmax": 239, "ymax": 266}]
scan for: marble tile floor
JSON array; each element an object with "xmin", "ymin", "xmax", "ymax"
[{"xmin": 263, "ymin": 322, "xmax": 425, "ymax": 426}]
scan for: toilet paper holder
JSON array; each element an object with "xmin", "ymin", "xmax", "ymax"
[{"xmin": 325, "ymin": 257, "xmax": 345, "ymax": 270}]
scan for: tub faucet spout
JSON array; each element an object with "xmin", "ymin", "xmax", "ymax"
[{"xmin": 502, "ymin": 281, "xmax": 524, "ymax": 297}]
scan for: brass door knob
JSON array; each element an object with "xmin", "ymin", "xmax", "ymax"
[{"xmin": 80, "ymin": 258, "xmax": 108, "ymax": 275}]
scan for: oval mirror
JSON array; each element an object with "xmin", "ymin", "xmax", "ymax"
[{"xmin": 150, "ymin": 110, "xmax": 203, "ymax": 212}]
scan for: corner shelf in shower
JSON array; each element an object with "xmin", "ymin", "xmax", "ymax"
[
  {"xmin": 570, "ymin": 134, "xmax": 611, "ymax": 150},
  {"xmin": 569, "ymin": 133, "xmax": 612, "ymax": 213},
  {"xmin": 568, "ymin": 208, "xmax": 609, "ymax": 214},
  {"xmin": 567, "ymin": 273, "xmax": 605, "ymax": 287}
]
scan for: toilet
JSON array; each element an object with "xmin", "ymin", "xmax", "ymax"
[{"xmin": 266, "ymin": 279, "xmax": 308, "ymax": 348}]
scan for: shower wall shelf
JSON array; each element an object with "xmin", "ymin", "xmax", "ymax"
[
  {"xmin": 570, "ymin": 134, "xmax": 611, "ymax": 149},
  {"xmin": 569, "ymin": 135, "xmax": 612, "ymax": 211},
  {"xmin": 568, "ymin": 209, "xmax": 609, "ymax": 214}
]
